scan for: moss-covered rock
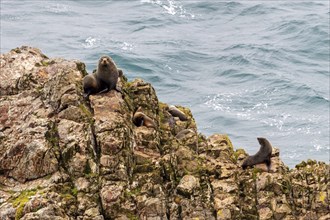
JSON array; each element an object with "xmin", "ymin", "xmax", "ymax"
[{"xmin": 0, "ymin": 46, "xmax": 328, "ymax": 219}]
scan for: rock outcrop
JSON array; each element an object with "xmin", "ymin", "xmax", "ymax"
[{"xmin": 0, "ymin": 46, "xmax": 329, "ymax": 220}]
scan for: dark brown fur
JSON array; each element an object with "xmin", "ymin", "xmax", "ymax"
[
  {"xmin": 133, "ymin": 112, "xmax": 156, "ymax": 129},
  {"xmin": 168, "ymin": 105, "xmax": 187, "ymax": 121},
  {"xmin": 242, "ymin": 137, "xmax": 273, "ymax": 172},
  {"xmin": 83, "ymin": 56, "xmax": 119, "ymax": 98}
]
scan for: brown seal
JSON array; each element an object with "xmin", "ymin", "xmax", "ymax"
[
  {"xmin": 83, "ymin": 55, "xmax": 120, "ymax": 98},
  {"xmin": 242, "ymin": 137, "xmax": 273, "ymax": 172},
  {"xmin": 133, "ymin": 108, "xmax": 156, "ymax": 129},
  {"xmin": 168, "ymin": 105, "xmax": 188, "ymax": 121},
  {"xmin": 82, "ymin": 74, "xmax": 98, "ymax": 98}
]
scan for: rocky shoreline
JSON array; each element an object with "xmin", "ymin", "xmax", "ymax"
[{"xmin": 0, "ymin": 46, "xmax": 329, "ymax": 220}]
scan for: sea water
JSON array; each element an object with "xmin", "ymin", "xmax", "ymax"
[{"xmin": 1, "ymin": 0, "xmax": 329, "ymax": 167}]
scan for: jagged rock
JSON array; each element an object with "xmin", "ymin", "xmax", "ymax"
[
  {"xmin": 207, "ymin": 134, "xmax": 234, "ymax": 159},
  {"xmin": 216, "ymin": 208, "xmax": 232, "ymax": 220},
  {"xmin": 0, "ymin": 93, "xmax": 59, "ymax": 183},
  {"xmin": 134, "ymin": 126, "xmax": 159, "ymax": 153},
  {"xmin": 20, "ymin": 204, "xmax": 69, "ymax": 220},
  {"xmin": 0, "ymin": 203, "xmax": 16, "ymax": 219},
  {"xmin": 0, "ymin": 46, "xmax": 329, "ymax": 219},
  {"xmin": 177, "ymin": 175, "xmax": 200, "ymax": 197},
  {"xmin": 83, "ymin": 207, "xmax": 104, "ymax": 220},
  {"xmin": 259, "ymin": 207, "xmax": 272, "ymax": 220},
  {"xmin": 319, "ymin": 214, "xmax": 330, "ymax": 220},
  {"xmin": 138, "ymin": 197, "xmax": 167, "ymax": 219}
]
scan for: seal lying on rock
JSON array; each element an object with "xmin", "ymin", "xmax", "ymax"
[
  {"xmin": 133, "ymin": 108, "xmax": 156, "ymax": 129},
  {"xmin": 83, "ymin": 55, "xmax": 120, "ymax": 98},
  {"xmin": 242, "ymin": 137, "xmax": 273, "ymax": 172},
  {"xmin": 168, "ymin": 105, "xmax": 187, "ymax": 121}
]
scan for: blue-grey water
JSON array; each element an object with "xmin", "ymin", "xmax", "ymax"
[{"xmin": 1, "ymin": 0, "xmax": 329, "ymax": 168}]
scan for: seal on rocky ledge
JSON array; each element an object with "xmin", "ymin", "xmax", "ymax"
[
  {"xmin": 242, "ymin": 137, "xmax": 273, "ymax": 172},
  {"xmin": 133, "ymin": 107, "xmax": 157, "ymax": 129},
  {"xmin": 168, "ymin": 105, "xmax": 188, "ymax": 121},
  {"xmin": 83, "ymin": 55, "xmax": 119, "ymax": 98}
]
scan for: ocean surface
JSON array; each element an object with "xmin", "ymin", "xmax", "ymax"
[{"xmin": 1, "ymin": 0, "xmax": 329, "ymax": 168}]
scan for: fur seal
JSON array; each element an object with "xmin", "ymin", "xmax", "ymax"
[
  {"xmin": 83, "ymin": 74, "xmax": 98, "ymax": 98},
  {"xmin": 133, "ymin": 111, "xmax": 156, "ymax": 129},
  {"xmin": 242, "ymin": 137, "xmax": 273, "ymax": 172},
  {"xmin": 168, "ymin": 105, "xmax": 188, "ymax": 121},
  {"xmin": 83, "ymin": 55, "xmax": 119, "ymax": 98}
]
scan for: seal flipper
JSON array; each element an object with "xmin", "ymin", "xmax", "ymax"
[
  {"xmin": 83, "ymin": 90, "xmax": 91, "ymax": 99},
  {"xmin": 98, "ymin": 87, "xmax": 109, "ymax": 94}
]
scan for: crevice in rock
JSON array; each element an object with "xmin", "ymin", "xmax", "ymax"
[
  {"xmin": 155, "ymin": 131, "xmax": 164, "ymax": 156},
  {"xmin": 286, "ymin": 176, "xmax": 297, "ymax": 216},
  {"xmin": 125, "ymin": 127, "xmax": 135, "ymax": 182},
  {"xmin": 82, "ymin": 95, "xmax": 106, "ymax": 219},
  {"xmin": 97, "ymin": 191, "xmax": 106, "ymax": 220},
  {"xmin": 206, "ymin": 174, "xmax": 216, "ymax": 219},
  {"xmin": 237, "ymin": 175, "xmax": 245, "ymax": 218},
  {"xmin": 177, "ymin": 204, "xmax": 183, "ymax": 220},
  {"xmin": 165, "ymin": 201, "xmax": 171, "ymax": 220},
  {"xmin": 45, "ymin": 120, "xmax": 64, "ymax": 172},
  {"xmin": 90, "ymin": 127, "xmax": 105, "ymax": 218},
  {"xmin": 252, "ymin": 172, "xmax": 260, "ymax": 219},
  {"xmin": 161, "ymin": 166, "xmax": 175, "ymax": 219},
  {"xmin": 90, "ymin": 124, "xmax": 100, "ymax": 164}
]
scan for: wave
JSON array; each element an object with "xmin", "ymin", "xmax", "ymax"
[
  {"xmin": 81, "ymin": 37, "xmax": 101, "ymax": 49},
  {"xmin": 141, "ymin": 0, "xmax": 195, "ymax": 18}
]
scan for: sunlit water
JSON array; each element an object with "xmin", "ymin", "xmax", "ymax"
[{"xmin": 1, "ymin": 0, "xmax": 329, "ymax": 167}]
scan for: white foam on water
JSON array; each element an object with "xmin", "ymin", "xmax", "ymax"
[
  {"xmin": 82, "ymin": 37, "xmax": 101, "ymax": 49},
  {"xmin": 45, "ymin": 3, "xmax": 70, "ymax": 14},
  {"xmin": 141, "ymin": 0, "xmax": 195, "ymax": 18},
  {"xmin": 121, "ymin": 42, "xmax": 134, "ymax": 51},
  {"xmin": 204, "ymin": 88, "xmax": 328, "ymax": 163}
]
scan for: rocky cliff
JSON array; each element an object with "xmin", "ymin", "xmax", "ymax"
[{"xmin": 0, "ymin": 46, "xmax": 329, "ymax": 220}]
